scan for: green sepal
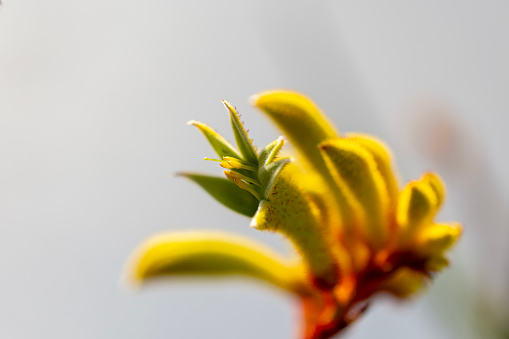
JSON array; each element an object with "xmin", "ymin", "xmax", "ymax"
[
  {"xmin": 257, "ymin": 137, "xmax": 292, "ymax": 199},
  {"xmin": 177, "ymin": 173, "xmax": 259, "ymax": 217},
  {"xmin": 187, "ymin": 120, "xmax": 241, "ymax": 159},
  {"xmin": 258, "ymin": 137, "xmax": 285, "ymax": 165},
  {"xmin": 223, "ymin": 100, "xmax": 258, "ymax": 164},
  {"xmin": 260, "ymin": 158, "xmax": 293, "ymax": 199}
]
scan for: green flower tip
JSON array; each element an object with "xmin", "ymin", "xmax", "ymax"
[{"xmin": 186, "ymin": 100, "xmax": 292, "ymax": 205}]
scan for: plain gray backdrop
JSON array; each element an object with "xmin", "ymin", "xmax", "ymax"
[{"xmin": 1, "ymin": 1, "xmax": 508, "ymax": 338}]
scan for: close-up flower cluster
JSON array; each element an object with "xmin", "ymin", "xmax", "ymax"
[{"xmin": 128, "ymin": 91, "xmax": 461, "ymax": 339}]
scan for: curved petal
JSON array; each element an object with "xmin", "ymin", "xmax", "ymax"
[
  {"xmin": 379, "ymin": 267, "xmax": 427, "ymax": 298},
  {"xmin": 345, "ymin": 133, "xmax": 400, "ymax": 215},
  {"xmin": 127, "ymin": 230, "xmax": 310, "ymax": 295},
  {"xmin": 397, "ymin": 177, "xmax": 441, "ymax": 245},
  {"xmin": 251, "ymin": 90, "xmax": 339, "ymax": 169},
  {"xmin": 319, "ymin": 137, "xmax": 390, "ymax": 249},
  {"xmin": 415, "ymin": 222, "xmax": 462, "ymax": 257},
  {"xmin": 402, "ymin": 220, "xmax": 460, "ymax": 272},
  {"xmin": 421, "ymin": 172, "xmax": 445, "ymax": 210},
  {"xmin": 425, "ymin": 256, "xmax": 450, "ymax": 272},
  {"xmin": 251, "ymin": 165, "xmax": 340, "ymax": 289},
  {"xmin": 251, "ymin": 91, "xmax": 354, "ymax": 235}
]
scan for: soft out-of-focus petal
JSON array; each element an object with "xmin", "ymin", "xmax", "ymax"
[
  {"xmin": 251, "ymin": 90, "xmax": 338, "ymax": 172},
  {"xmin": 425, "ymin": 256, "xmax": 450, "ymax": 272},
  {"xmin": 421, "ymin": 172, "xmax": 445, "ymax": 210},
  {"xmin": 252, "ymin": 91, "xmax": 352, "ymax": 237},
  {"xmin": 319, "ymin": 137, "xmax": 389, "ymax": 249},
  {"xmin": 128, "ymin": 230, "xmax": 308, "ymax": 295},
  {"xmin": 379, "ymin": 268, "xmax": 427, "ymax": 298},
  {"xmin": 346, "ymin": 133, "xmax": 400, "ymax": 215},
  {"xmin": 397, "ymin": 179, "xmax": 439, "ymax": 244},
  {"xmin": 415, "ymin": 222, "xmax": 462, "ymax": 257}
]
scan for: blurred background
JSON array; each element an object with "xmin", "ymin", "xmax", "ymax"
[{"xmin": 0, "ymin": 1, "xmax": 508, "ymax": 338}]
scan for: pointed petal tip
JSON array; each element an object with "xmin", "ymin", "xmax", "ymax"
[
  {"xmin": 279, "ymin": 157, "xmax": 295, "ymax": 164},
  {"xmin": 224, "ymin": 99, "xmax": 258, "ymax": 163},
  {"xmin": 222, "ymin": 100, "xmax": 234, "ymax": 111},
  {"xmin": 175, "ymin": 171, "xmax": 205, "ymax": 178},
  {"xmin": 249, "ymin": 201, "xmax": 264, "ymax": 230},
  {"xmin": 175, "ymin": 171, "xmax": 201, "ymax": 178},
  {"xmin": 123, "ymin": 241, "xmax": 154, "ymax": 289},
  {"xmin": 186, "ymin": 120, "xmax": 208, "ymax": 131},
  {"xmin": 249, "ymin": 218, "xmax": 258, "ymax": 229},
  {"xmin": 274, "ymin": 136, "xmax": 286, "ymax": 148}
]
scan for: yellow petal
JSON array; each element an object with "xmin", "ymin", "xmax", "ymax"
[
  {"xmin": 379, "ymin": 267, "xmax": 427, "ymax": 298},
  {"xmin": 251, "ymin": 91, "xmax": 354, "ymax": 235},
  {"xmin": 251, "ymin": 90, "xmax": 339, "ymax": 173},
  {"xmin": 421, "ymin": 172, "xmax": 445, "ymax": 210},
  {"xmin": 251, "ymin": 164, "xmax": 340, "ymax": 289},
  {"xmin": 397, "ymin": 173, "xmax": 447, "ymax": 242},
  {"xmin": 346, "ymin": 133, "xmax": 400, "ymax": 213},
  {"xmin": 319, "ymin": 137, "xmax": 389, "ymax": 249},
  {"xmin": 425, "ymin": 256, "xmax": 450, "ymax": 272},
  {"xmin": 127, "ymin": 230, "xmax": 309, "ymax": 295},
  {"xmin": 415, "ymin": 223, "xmax": 462, "ymax": 257},
  {"xmin": 396, "ymin": 179, "xmax": 438, "ymax": 243}
]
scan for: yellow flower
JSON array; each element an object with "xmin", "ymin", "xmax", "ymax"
[{"xmin": 127, "ymin": 91, "xmax": 462, "ymax": 339}]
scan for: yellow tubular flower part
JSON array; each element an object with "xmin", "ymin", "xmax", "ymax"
[
  {"xmin": 127, "ymin": 90, "xmax": 462, "ymax": 339},
  {"xmin": 251, "ymin": 90, "xmax": 339, "ymax": 171},
  {"xmin": 252, "ymin": 91, "xmax": 359, "ymax": 245},
  {"xmin": 414, "ymin": 223, "xmax": 462, "ymax": 258},
  {"xmin": 251, "ymin": 164, "xmax": 339, "ymax": 289},
  {"xmin": 319, "ymin": 137, "xmax": 390, "ymax": 249},
  {"xmin": 421, "ymin": 172, "xmax": 445, "ymax": 210},
  {"xmin": 128, "ymin": 231, "xmax": 310, "ymax": 296},
  {"xmin": 397, "ymin": 181, "xmax": 437, "ymax": 226},
  {"xmin": 396, "ymin": 179, "xmax": 439, "ymax": 246},
  {"xmin": 345, "ymin": 134, "xmax": 400, "ymax": 219},
  {"xmin": 379, "ymin": 267, "xmax": 427, "ymax": 298}
]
